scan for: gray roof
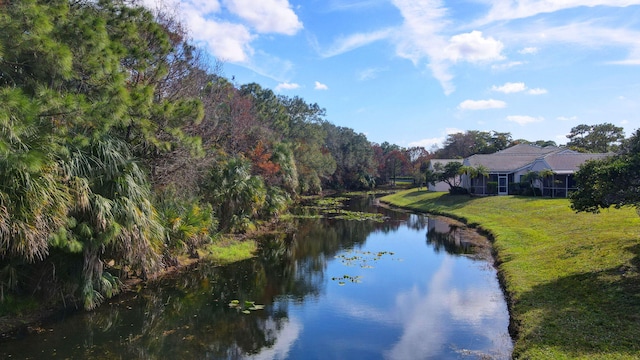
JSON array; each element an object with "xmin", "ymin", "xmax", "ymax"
[
  {"xmin": 466, "ymin": 153, "xmax": 540, "ymax": 172},
  {"xmin": 463, "ymin": 144, "xmax": 610, "ymax": 174},
  {"xmin": 541, "ymin": 153, "xmax": 612, "ymax": 174}
]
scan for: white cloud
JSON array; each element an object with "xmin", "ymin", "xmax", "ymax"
[
  {"xmin": 527, "ymin": 88, "xmax": 548, "ymax": 95},
  {"xmin": 492, "ymin": 82, "xmax": 547, "ymax": 95},
  {"xmin": 557, "ymin": 116, "xmax": 577, "ymax": 121},
  {"xmin": 324, "ymin": 2, "xmax": 506, "ymax": 94},
  {"xmin": 408, "ymin": 137, "xmax": 444, "ymax": 148},
  {"xmin": 506, "ymin": 115, "xmax": 544, "ymax": 125},
  {"xmin": 621, "ymin": 119, "xmax": 630, "ymax": 125},
  {"xmin": 314, "ymin": 81, "xmax": 329, "ymax": 90},
  {"xmin": 141, "ymin": 0, "xmax": 302, "ymax": 72},
  {"xmin": 492, "ymin": 82, "xmax": 526, "ymax": 93},
  {"xmin": 275, "ymin": 82, "xmax": 300, "ymax": 91},
  {"xmin": 518, "ymin": 47, "xmax": 538, "ymax": 54},
  {"xmin": 223, "ymin": 0, "xmax": 302, "ymax": 35},
  {"xmin": 186, "ymin": 13, "xmax": 255, "ymax": 62},
  {"xmin": 444, "ymin": 31, "xmax": 505, "ymax": 63},
  {"xmin": 459, "ymin": 99, "xmax": 506, "ymax": 110}
]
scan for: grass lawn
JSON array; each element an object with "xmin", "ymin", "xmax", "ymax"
[{"xmin": 381, "ymin": 189, "xmax": 640, "ymax": 359}]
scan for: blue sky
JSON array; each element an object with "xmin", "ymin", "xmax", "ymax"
[{"xmin": 144, "ymin": 0, "xmax": 640, "ymax": 149}]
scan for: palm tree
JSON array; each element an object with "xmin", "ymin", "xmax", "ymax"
[
  {"xmin": 460, "ymin": 164, "xmax": 489, "ymax": 194},
  {"xmin": 65, "ymin": 135, "xmax": 164, "ymax": 309},
  {"xmin": 0, "ymin": 88, "xmax": 71, "ymax": 263},
  {"xmin": 205, "ymin": 155, "xmax": 267, "ymax": 233}
]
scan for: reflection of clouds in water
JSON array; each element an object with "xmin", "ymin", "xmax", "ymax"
[
  {"xmin": 328, "ymin": 294, "xmax": 396, "ymax": 325},
  {"xmin": 247, "ymin": 317, "xmax": 302, "ymax": 360},
  {"xmin": 386, "ymin": 257, "xmax": 510, "ymax": 360}
]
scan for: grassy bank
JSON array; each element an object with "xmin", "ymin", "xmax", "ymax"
[
  {"xmin": 202, "ymin": 237, "xmax": 258, "ymax": 265},
  {"xmin": 381, "ymin": 189, "xmax": 640, "ymax": 359}
]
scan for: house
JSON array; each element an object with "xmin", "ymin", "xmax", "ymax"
[
  {"xmin": 461, "ymin": 144, "xmax": 611, "ymax": 197},
  {"xmin": 427, "ymin": 159, "xmax": 463, "ymax": 192}
]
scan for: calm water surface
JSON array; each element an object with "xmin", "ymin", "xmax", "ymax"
[{"xmin": 1, "ymin": 196, "xmax": 512, "ymax": 359}]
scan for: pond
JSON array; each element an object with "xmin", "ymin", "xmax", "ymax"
[{"xmin": 0, "ymin": 196, "xmax": 512, "ymax": 359}]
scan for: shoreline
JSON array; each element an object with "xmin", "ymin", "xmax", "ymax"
[{"xmin": 0, "ymin": 237, "xmax": 257, "ymax": 339}]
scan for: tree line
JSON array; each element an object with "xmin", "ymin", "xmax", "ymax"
[{"xmin": 0, "ymin": 0, "xmax": 398, "ymax": 310}]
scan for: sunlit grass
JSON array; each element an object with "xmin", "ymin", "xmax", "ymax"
[
  {"xmin": 202, "ymin": 237, "xmax": 257, "ymax": 265},
  {"xmin": 381, "ymin": 189, "xmax": 640, "ymax": 359}
]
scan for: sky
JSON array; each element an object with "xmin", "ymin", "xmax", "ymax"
[{"xmin": 143, "ymin": 0, "xmax": 640, "ymax": 149}]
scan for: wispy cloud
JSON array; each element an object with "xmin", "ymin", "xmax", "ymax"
[
  {"xmin": 358, "ymin": 67, "xmax": 387, "ymax": 81},
  {"xmin": 496, "ymin": 21, "xmax": 640, "ymax": 66},
  {"xmin": 506, "ymin": 115, "xmax": 544, "ymax": 125},
  {"xmin": 314, "ymin": 81, "xmax": 329, "ymax": 90},
  {"xmin": 391, "ymin": 0, "xmax": 454, "ymax": 93},
  {"xmin": 518, "ymin": 47, "xmax": 538, "ymax": 54},
  {"xmin": 325, "ymin": 0, "xmax": 387, "ymax": 12},
  {"xmin": 459, "ymin": 99, "xmax": 506, "ymax": 110},
  {"xmin": 391, "ymin": 2, "xmax": 505, "ymax": 93},
  {"xmin": 557, "ymin": 116, "xmax": 577, "ymax": 121},
  {"xmin": 527, "ymin": 88, "xmax": 547, "ymax": 95},
  {"xmin": 320, "ymin": 28, "xmax": 394, "ymax": 57},
  {"xmin": 492, "ymin": 61, "xmax": 525, "ymax": 71},
  {"xmin": 475, "ymin": 0, "xmax": 640, "ymax": 26}
]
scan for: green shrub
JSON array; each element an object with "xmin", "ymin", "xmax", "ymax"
[
  {"xmin": 448, "ymin": 186, "xmax": 468, "ymax": 195},
  {"xmin": 487, "ymin": 181, "xmax": 498, "ymax": 195}
]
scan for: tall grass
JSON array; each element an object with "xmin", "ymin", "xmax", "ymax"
[{"xmin": 381, "ymin": 190, "xmax": 640, "ymax": 359}]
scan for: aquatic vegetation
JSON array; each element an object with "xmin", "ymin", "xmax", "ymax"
[
  {"xmin": 228, "ymin": 299, "xmax": 265, "ymax": 314},
  {"xmin": 331, "ymin": 210, "xmax": 386, "ymax": 222},
  {"xmin": 335, "ymin": 249, "xmax": 398, "ymax": 268},
  {"xmin": 293, "ymin": 196, "xmax": 387, "ymax": 222},
  {"xmin": 330, "ymin": 249, "xmax": 401, "ymax": 285},
  {"xmin": 331, "ymin": 275, "xmax": 362, "ymax": 285}
]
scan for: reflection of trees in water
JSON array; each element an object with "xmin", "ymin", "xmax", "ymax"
[
  {"xmin": 426, "ymin": 218, "xmax": 475, "ymax": 255},
  {"xmin": 109, "ymin": 260, "xmax": 286, "ymax": 359},
  {"xmin": 405, "ymin": 214, "xmax": 429, "ymax": 231},
  {"xmin": 1, "ymin": 196, "xmax": 425, "ymax": 359}
]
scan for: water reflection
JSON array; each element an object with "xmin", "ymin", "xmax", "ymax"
[
  {"xmin": 388, "ymin": 257, "xmax": 511, "ymax": 359},
  {"xmin": 0, "ymin": 196, "xmax": 511, "ymax": 359},
  {"xmin": 427, "ymin": 217, "xmax": 475, "ymax": 255}
]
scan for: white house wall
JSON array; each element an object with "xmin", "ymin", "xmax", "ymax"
[{"xmin": 429, "ymin": 179, "xmax": 460, "ymax": 192}]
